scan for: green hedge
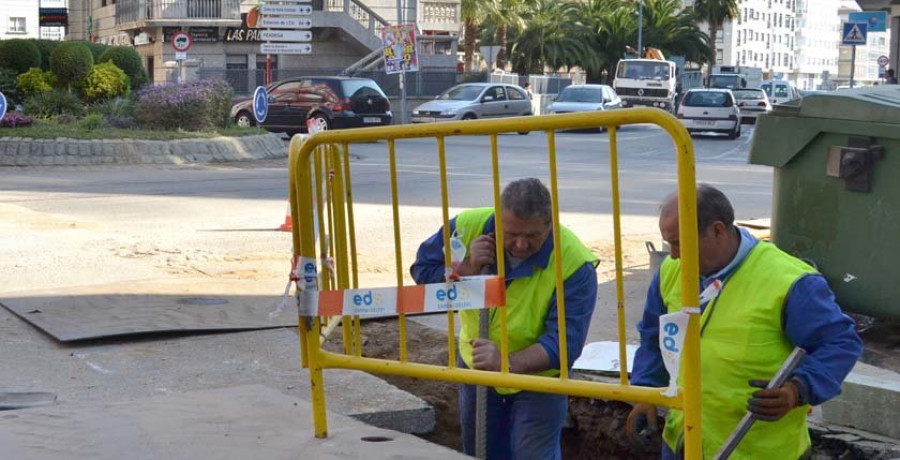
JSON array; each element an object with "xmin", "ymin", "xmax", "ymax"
[
  {"xmin": 99, "ymin": 47, "xmax": 148, "ymax": 89},
  {"xmin": 82, "ymin": 62, "xmax": 128, "ymax": 102},
  {"xmin": 17, "ymin": 68, "xmax": 57, "ymax": 96},
  {"xmin": 50, "ymin": 42, "xmax": 94, "ymax": 90},
  {"xmin": 0, "ymin": 39, "xmax": 42, "ymax": 74}
]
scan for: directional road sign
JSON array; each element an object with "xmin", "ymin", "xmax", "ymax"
[
  {"xmin": 260, "ymin": 43, "xmax": 312, "ymax": 54},
  {"xmin": 253, "ymin": 86, "xmax": 268, "ymax": 124},
  {"xmin": 842, "ymin": 22, "xmax": 868, "ymax": 46},
  {"xmin": 260, "ymin": 17, "xmax": 312, "ymax": 29},
  {"xmin": 850, "ymin": 11, "xmax": 887, "ymax": 32},
  {"xmin": 0, "ymin": 91, "xmax": 7, "ymax": 121},
  {"xmin": 260, "ymin": 4, "xmax": 312, "ymax": 15},
  {"xmin": 259, "ymin": 30, "xmax": 312, "ymax": 42}
]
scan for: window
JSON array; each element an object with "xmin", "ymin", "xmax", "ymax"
[
  {"xmin": 8, "ymin": 17, "xmax": 26, "ymax": 33},
  {"xmin": 716, "ymin": 48, "xmax": 724, "ymax": 65},
  {"xmin": 507, "ymin": 87, "xmax": 526, "ymax": 101},
  {"xmin": 486, "ymin": 86, "xmax": 507, "ymax": 101}
]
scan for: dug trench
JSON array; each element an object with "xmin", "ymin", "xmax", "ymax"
[{"xmin": 327, "ymin": 319, "xmax": 897, "ymax": 460}]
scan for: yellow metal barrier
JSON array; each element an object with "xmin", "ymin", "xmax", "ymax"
[{"xmin": 288, "ymin": 108, "xmax": 702, "ymax": 459}]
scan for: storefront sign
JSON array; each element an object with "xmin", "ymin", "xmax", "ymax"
[
  {"xmin": 189, "ymin": 27, "xmax": 219, "ymax": 42},
  {"xmin": 39, "ymin": 8, "xmax": 68, "ymax": 27},
  {"xmin": 224, "ymin": 13, "xmax": 264, "ymax": 42}
]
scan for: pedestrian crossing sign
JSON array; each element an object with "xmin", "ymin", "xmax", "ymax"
[{"xmin": 842, "ymin": 22, "xmax": 868, "ymax": 46}]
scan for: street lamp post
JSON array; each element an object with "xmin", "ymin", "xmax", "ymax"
[{"xmin": 637, "ymin": 0, "xmax": 643, "ymax": 57}]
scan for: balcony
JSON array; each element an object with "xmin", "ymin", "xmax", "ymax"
[{"xmin": 116, "ymin": 0, "xmax": 241, "ymax": 29}]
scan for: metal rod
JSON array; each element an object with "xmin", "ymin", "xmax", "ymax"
[
  {"xmin": 437, "ymin": 136, "xmax": 456, "ymax": 369},
  {"xmin": 546, "ymin": 129, "xmax": 568, "ymax": 380},
  {"xmin": 388, "ymin": 139, "xmax": 409, "ymax": 363},
  {"xmin": 713, "ymin": 347, "xmax": 807, "ymax": 460},
  {"xmin": 608, "ymin": 125, "xmax": 629, "ymax": 386}
]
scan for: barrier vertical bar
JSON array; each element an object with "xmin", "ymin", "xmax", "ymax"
[
  {"xmin": 341, "ymin": 142, "xmax": 362, "ymax": 357},
  {"xmin": 489, "ymin": 134, "xmax": 509, "ymax": 373},
  {"xmin": 292, "ymin": 139, "xmax": 309, "ymax": 370},
  {"xmin": 330, "ymin": 145, "xmax": 354, "ymax": 355},
  {"xmin": 437, "ymin": 136, "xmax": 457, "ymax": 369},
  {"xmin": 293, "ymin": 136, "xmax": 328, "ymax": 438},
  {"xmin": 608, "ymin": 126, "xmax": 629, "ymax": 386},
  {"xmin": 675, "ymin": 129, "xmax": 702, "ymax": 460},
  {"xmin": 546, "ymin": 130, "xmax": 568, "ymax": 380},
  {"xmin": 314, "ymin": 148, "xmax": 329, "ymax": 290},
  {"xmin": 388, "ymin": 139, "xmax": 409, "ymax": 363}
]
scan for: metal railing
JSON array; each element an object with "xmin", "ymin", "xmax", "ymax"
[
  {"xmin": 116, "ymin": 0, "xmax": 240, "ymax": 24},
  {"xmin": 288, "ymin": 109, "xmax": 705, "ymax": 459},
  {"xmin": 326, "ymin": 0, "xmax": 390, "ymax": 35}
]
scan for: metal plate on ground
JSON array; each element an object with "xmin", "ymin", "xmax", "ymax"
[
  {"xmin": 0, "ymin": 385, "xmax": 468, "ymax": 460},
  {"xmin": 0, "ymin": 278, "xmax": 296, "ymax": 342}
]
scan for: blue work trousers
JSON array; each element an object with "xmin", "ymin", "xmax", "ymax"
[{"xmin": 459, "ymin": 382, "xmax": 568, "ymax": 460}]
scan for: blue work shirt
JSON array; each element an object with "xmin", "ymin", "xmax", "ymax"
[
  {"xmin": 410, "ymin": 215, "xmax": 598, "ymax": 370},
  {"xmin": 631, "ymin": 227, "xmax": 863, "ymax": 405}
]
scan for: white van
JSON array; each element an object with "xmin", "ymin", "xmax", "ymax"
[{"xmin": 760, "ymin": 80, "xmax": 801, "ymax": 105}]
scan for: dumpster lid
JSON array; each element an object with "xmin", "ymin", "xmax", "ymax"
[{"xmin": 751, "ymin": 86, "xmax": 900, "ymax": 167}]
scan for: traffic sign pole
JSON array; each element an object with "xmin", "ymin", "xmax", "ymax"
[{"xmin": 851, "ymin": 45, "xmax": 856, "ymax": 89}]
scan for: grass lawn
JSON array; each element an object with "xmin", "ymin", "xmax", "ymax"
[{"xmin": 0, "ymin": 119, "xmax": 265, "ymax": 140}]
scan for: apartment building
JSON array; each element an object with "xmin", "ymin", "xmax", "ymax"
[
  {"xmin": 1, "ymin": 0, "xmax": 67, "ymax": 41},
  {"xmin": 66, "ymin": 0, "xmax": 459, "ymax": 89},
  {"xmin": 792, "ymin": 0, "xmax": 841, "ymax": 90}
]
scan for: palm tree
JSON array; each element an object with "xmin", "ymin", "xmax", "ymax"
[
  {"xmin": 579, "ymin": 0, "xmax": 637, "ymax": 82},
  {"xmin": 641, "ymin": 0, "xmax": 709, "ymax": 65},
  {"xmin": 484, "ymin": 0, "xmax": 534, "ymax": 70},
  {"xmin": 508, "ymin": 0, "xmax": 593, "ymax": 74},
  {"xmin": 460, "ymin": 0, "xmax": 485, "ymax": 72},
  {"xmin": 691, "ymin": 0, "xmax": 739, "ymax": 73}
]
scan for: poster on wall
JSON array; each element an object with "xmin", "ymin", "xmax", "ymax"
[{"xmin": 380, "ymin": 23, "xmax": 418, "ymax": 74}]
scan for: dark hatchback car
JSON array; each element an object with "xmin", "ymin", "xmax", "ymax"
[{"xmin": 231, "ymin": 77, "xmax": 392, "ymax": 134}]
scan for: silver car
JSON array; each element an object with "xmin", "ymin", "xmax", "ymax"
[
  {"xmin": 546, "ymin": 84, "xmax": 622, "ymax": 114},
  {"xmin": 411, "ymin": 83, "xmax": 533, "ymax": 123}
]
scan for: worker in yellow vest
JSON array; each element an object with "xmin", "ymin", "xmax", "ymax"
[
  {"xmin": 411, "ymin": 178, "xmax": 599, "ymax": 460},
  {"xmin": 627, "ymin": 184, "xmax": 862, "ymax": 459}
]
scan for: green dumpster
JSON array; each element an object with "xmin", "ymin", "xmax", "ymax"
[{"xmin": 749, "ymin": 86, "xmax": 900, "ymax": 318}]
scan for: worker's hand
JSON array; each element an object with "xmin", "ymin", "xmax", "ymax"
[
  {"xmin": 457, "ymin": 234, "xmax": 496, "ymax": 276},
  {"xmin": 626, "ymin": 403, "xmax": 658, "ymax": 446},
  {"xmin": 747, "ymin": 379, "xmax": 800, "ymax": 422},
  {"xmin": 471, "ymin": 338, "xmax": 501, "ymax": 372}
]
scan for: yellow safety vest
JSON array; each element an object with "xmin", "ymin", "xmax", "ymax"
[
  {"xmin": 455, "ymin": 208, "xmax": 597, "ymax": 394},
  {"xmin": 659, "ymin": 241, "xmax": 817, "ymax": 459}
]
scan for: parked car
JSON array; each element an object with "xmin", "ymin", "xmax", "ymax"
[
  {"xmin": 230, "ymin": 77, "xmax": 392, "ymax": 134},
  {"xmin": 676, "ymin": 88, "xmax": 742, "ymax": 139},
  {"xmin": 760, "ymin": 80, "xmax": 801, "ymax": 105},
  {"xmin": 731, "ymin": 88, "xmax": 771, "ymax": 124},
  {"xmin": 545, "ymin": 84, "xmax": 621, "ymax": 131},
  {"xmin": 411, "ymin": 83, "xmax": 533, "ymax": 125}
]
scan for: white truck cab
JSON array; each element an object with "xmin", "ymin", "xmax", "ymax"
[{"xmin": 613, "ymin": 59, "xmax": 677, "ymax": 113}]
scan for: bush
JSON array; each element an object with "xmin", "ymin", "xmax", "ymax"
[
  {"xmin": 0, "ymin": 68, "xmax": 22, "ymax": 105},
  {"xmin": 31, "ymin": 39, "xmax": 60, "ymax": 70},
  {"xmin": 79, "ymin": 113, "xmax": 107, "ymax": 131},
  {"xmin": 50, "ymin": 42, "xmax": 94, "ymax": 90},
  {"xmin": 24, "ymin": 89, "xmax": 84, "ymax": 118},
  {"xmin": 81, "ymin": 62, "xmax": 128, "ymax": 102},
  {"xmin": 0, "ymin": 112, "xmax": 34, "ymax": 128},
  {"xmin": 17, "ymin": 67, "xmax": 57, "ymax": 96},
  {"xmin": 0, "ymin": 39, "xmax": 42, "ymax": 74},
  {"xmin": 99, "ymin": 46, "xmax": 147, "ymax": 89},
  {"xmin": 134, "ymin": 79, "xmax": 234, "ymax": 131},
  {"xmin": 92, "ymin": 96, "xmax": 136, "ymax": 128}
]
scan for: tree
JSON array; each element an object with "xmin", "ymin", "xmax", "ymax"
[
  {"xmin": 100, "ymin": 46, "xmax": 149, "ymax": 89},
  {"xmin": 484, "ymin": 0, "xmax": 533, "ymax": 70},
  {"xmin": 50, "ymin": 42, "xmax": 94, "ymax": 91},
  {"xmin": 0, "ymin": 39, "xmax": 42, "ymax": 74},
  {"xmin": 641, "ymin": 0, "xmax": 709, "ymax": 64},
  {"xmin": 579, "ymin": 0, "xmax": 637, "ymax": 82},
  {"xmin": 691, "ymin": 0, "xmax": 739, "ymax": 74},
  {"xmin": 460, "ymin": 0, "xmax": 486, "ymax": 72},
  {"xmin": 508, "ymin": 0, "xmax": 593, "ymax": 75}
]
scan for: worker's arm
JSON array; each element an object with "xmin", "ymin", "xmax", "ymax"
[
  {"xmin": 630, "ymin": 271, "xmax": 670, "ymax": 387},
  {"xmin": 535, "ymin": 262, "xmax": 598, "ymax": 371},
  {"xmin": 409, "ymin": 218, "xmax": 458, "ymax": 284},
  {"xmin": 783, "ymin": 274, "xmax": 864, "ymax": 406},
  {"xmin": 472, "ymin": 262, "xmax": 598, "ymax": 374}
]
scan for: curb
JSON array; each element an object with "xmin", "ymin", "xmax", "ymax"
[{"xmin": 0, "ymin": 133, "xmax": 287, "ymax": 167}]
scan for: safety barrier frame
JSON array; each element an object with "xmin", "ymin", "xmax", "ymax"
[{"xmin": 288, "ymin": 108, "xmax": 702, "ymax": 459}]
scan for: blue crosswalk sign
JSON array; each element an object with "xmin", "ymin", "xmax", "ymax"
[
  {"xmin": 842, "ymin": 22, "xmax": 868, "ymax": 46},
  {"xmin": 0, "ymin": 91, "xmax": 7, "ymax": 121},
  {"xmin": 253, "ymin": 86, "xmax": 268, "ymax": 124}
]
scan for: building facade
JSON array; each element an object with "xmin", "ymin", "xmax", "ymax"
[
  {"xmin": 792, "ymin": 0, "xmax": 841, "ymax": 90},
  {"xmin": 66, "ymin": 0, "xmax": 460, "ymax": 91},
  {"xmin": 1, "ymin": 0, "xmax": 67, "ymax": 41}
]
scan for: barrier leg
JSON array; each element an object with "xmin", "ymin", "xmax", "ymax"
[{"xmin": 306, "ymin": 315, "xmax": 329, "ymax": 438}]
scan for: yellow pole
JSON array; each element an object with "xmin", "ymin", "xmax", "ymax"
[
  {"xmin": 489, "ymin": 134, "xmax": 509, "ymax": 373},
  {"xmin": 329, "ymin": 145, "xmax": 353, "ymax": 355},
  {"xmin": 293, "ymin": 135, "xmax": 328, "ymax": 438},
  {"xmin": 341, "ymin": 142, "xmax": 362, "ymax": 357},
  {"xmin": 608, "ymin": 126, "xmax": 629, "ymax": 386},
  {"xmin": 545, "ymin": 130, "xmax": 568, "ymax": 380},
  {"xmin": 388, "ymin": 139, "xmax": 409, "ymax": 363},
  {"xmin": 292, "ymin": 138, "xmax": 309, "ymax": 370},
  {"xmin": 437, "ymin": 136, "xmax": 457, "ymax": 369}
]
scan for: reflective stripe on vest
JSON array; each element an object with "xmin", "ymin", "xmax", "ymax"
[
  {"xmin": 659, "ymin": 241, "xmax": 817, "ymax": 459},
  {"xmin": 455, "ymin": 207, "xmax": 597, "ymax": 395}
]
